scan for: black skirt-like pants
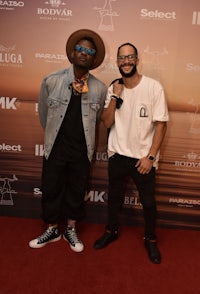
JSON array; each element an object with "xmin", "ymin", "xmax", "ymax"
[{"xmin": 41, "ymin": 152, "xmax": 90, "ymax": 224}]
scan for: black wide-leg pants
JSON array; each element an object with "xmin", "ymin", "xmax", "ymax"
[{"xmin": 41, "ymin": 153, "xmax": 90, "ymax": 224}]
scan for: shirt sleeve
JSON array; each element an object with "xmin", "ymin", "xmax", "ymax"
[
  {"xmin": 152, "ymin": 83, "xmax": 169, "ymax": 122},
  {"xmin": 104, "ymin": 85, "xmax": 114, "ymax": 108}
]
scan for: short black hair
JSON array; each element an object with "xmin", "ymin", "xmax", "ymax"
[{"xmin": 117, "ymin": 42, "xmax": 138, "ymax": 57}]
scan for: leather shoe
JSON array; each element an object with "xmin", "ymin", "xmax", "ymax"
[
  {"xmin": 144, "ymin": 238, "xmax": 161, "ymax": 264},
  {"xmin": 94, "ymin": 230, "xmax": 118, "ymax": 249}
]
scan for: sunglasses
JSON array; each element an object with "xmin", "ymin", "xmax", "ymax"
[{"xmin": 74, "ymin": 44, "xmax": 96, "ymax": 56}]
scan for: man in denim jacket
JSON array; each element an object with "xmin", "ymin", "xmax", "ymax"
[{"xmin": 29, "ymin": 29, "xmax": 107, "ymax": 252}]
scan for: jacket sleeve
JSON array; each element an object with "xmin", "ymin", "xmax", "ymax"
[
  {"xmin": 38, "ymin": 78, "xmax": 49, "ymax": 129},
  {"xmin": 96, "ymin": 83, "xmax": 107, "ymax": 123}
]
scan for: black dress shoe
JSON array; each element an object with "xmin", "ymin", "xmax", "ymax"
[
  {"xmin": 94, "ymin": 230, "xmax": 118, "ymax": 249},
  {"xmin": 144, "ymin": 238, "xmax": 161, "ymax": 264}
]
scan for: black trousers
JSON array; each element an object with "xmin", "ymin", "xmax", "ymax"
[
  {"xmin": 41, "ymin": 153, "xmax": 90, "ymax": 224},
  {"xmin": 107, "ymin": 153, "xmax": 157, "ymax": 239}
]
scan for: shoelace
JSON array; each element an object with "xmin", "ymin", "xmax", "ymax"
[
  {"xmin": 66, "ymin": 228, "xmax": 81, "ymax": 245},
  {"xmin": 38, "ymin": 227, "xmax": 55, "ymax": 242}
]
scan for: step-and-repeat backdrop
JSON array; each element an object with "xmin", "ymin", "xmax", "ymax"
[{"xmin": 0, "ymin": 0, "xmax": 200, "ymax": 229}]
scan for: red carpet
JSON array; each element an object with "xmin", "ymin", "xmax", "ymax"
[{"xmin": 0, "ymin": 216, "xmax": 199, "ymax": 294}]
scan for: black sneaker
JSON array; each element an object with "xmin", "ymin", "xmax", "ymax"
[
  {"xmin": 144, "ymin": 238, "xmax": 161, "ymax": 264},
  {"xmin": 29, "ymin": 226, "xmax": 61, "ymax": 249},
  {"xmin": 94, "ymin": 230, "xmax": 118, "ymax": 249},
  {"xmin": 63, "ymin": 227, "xmax": 84, "ymax": 252}
]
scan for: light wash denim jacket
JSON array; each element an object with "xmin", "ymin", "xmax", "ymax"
[{"xmin": 38, "ymin": 65, "xmax": 107, "ymax": 161}]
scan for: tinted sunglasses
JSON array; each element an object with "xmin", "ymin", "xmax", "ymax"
[{"xmin": 74, "ymin": 44, "xmax": 96, "ymax": 56}]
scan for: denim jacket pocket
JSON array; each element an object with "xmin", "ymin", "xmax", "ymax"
[
  {"xmin": 89, "ymin": 103, "xmax": 100, "ymax": 112},
  {"xmin": 47, "ymin": 97, "xmax": 67, "ymax": 108}
]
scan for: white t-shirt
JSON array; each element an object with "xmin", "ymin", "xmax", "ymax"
[{"xmin": 105, "ymin": 75, "xmax": 169, "ymax": 168}]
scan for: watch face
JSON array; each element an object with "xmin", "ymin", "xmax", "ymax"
[{"xmin": 148, "ymin": 156, "xmax": 154, "ymax": 161}]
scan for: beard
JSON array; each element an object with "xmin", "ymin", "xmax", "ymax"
[{"xmin": 119, "ymin": 63, "xmax": 137, "ymax": 78}]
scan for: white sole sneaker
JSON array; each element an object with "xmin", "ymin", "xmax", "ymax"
[
  {"xmin": 63, "ymin": 235, "xmax": 84, "ymax": 252},
  {"xmin": 29, "ymin": 235, "xmax": 61, "ymax": 248},
  {"xmin": 29, "ymin": 227, "xmax": 62, "ymax": 249}
]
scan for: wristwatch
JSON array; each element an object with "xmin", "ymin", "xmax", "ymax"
[{"xmin": 147, "ymin": 155, "xmax": 155, "ymax": 161}]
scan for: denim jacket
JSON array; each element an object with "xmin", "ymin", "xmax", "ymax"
[{"xmin": 38, "ymin": 65, "xmax": 107, "ymax": 161}]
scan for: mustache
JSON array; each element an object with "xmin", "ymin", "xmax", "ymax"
[{"xmin": 120, "ymin": 63, "xmax": 135, "ymax": 68}]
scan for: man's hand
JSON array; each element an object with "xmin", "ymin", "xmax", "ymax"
[
  {"xmin": 135, "ymin": 157, "xmax": 153, "ymax": 174},
  {"xmin": 113, "ymin": 80, "xmax": 123, "ymax": 97}
]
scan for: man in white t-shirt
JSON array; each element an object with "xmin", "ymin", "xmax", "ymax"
[{"xmin": 94, "ymin": 42, "xmax": 169, "ymax": 264}]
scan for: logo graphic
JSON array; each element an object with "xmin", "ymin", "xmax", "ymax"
[
  {"xmin": 35, "ymin": 103, "xmax": 38, "ymax": 114},
  {"xmin": 0, "ymin": 1, "xmax": 24, "ymax": 10},
  {"xmin": 35, "ymin": 52, "xmax": 67, "ymax": 64},
  {"xmin": 97, "ymin": 53, "xmax": 118, "ymax": 76},
  {"xmin": 85, "ymin": 190, "xmax": 106, "ymax": 202},
  {"xmin": 94, "ymin": 0, "xmax": 119, "ymax": 31},
  {"xmin": 175, "ymin": 151, "xmax": 200, "ymax": 170},
  {"xmin": 37, "ymin": 1, "xmax": 72, "ymax": 21},
  {"xmin": 188, "ymin": 99, "xmax": 200, "ymax": 134},
  {"xmin": 0, "ymin": 143, "xmax": 22, "ymax": 152},
  {"xmin": 169, "ymin": 197, "xmax": 200, "ymax": 208},
  {"xmin": 45, "ymin": 0, "xmax": 65, "ymax": 7},
  {"xmin": 0, "ymin": 97, "xmax": 19, "ymax": 110},
  {"xmin": 85, "ymin": 189, "xmax": 141, "ymax": 207},
  {"xmin": 186, "ymin": 63, "xmax": 200, "ymax": 72},
  {"xmin": 140, "ymin": 8, "xmax": 176, "ymax": 21},
  {"xmin": 143, "ymin": 46, "xmax": 168, "ymax": 81},
  {"xmin": 0, "ymin": 45, "xmax": 23, "ymax": 68},
  {"xmin": 184, "ymin": 151, "xmax": 200, "ymax": 161},
  {"xmin": 139, "ymin": 106, "xmax": 148, "ymax": 117},
  {"xmin": 192, "ymin": 11, "xmax": 200, "ymax": 25},
  {"xmin": 35, "ymin": 144, "xmax": 44, "ymax": 156},
  {"xmin": 33, "ymin": 187, "xmax": 42, "ymax": 197},
  {"xmin": 0, "ymin": 175, "xmax": 18, "ymax": 206},
  {"xmin": 124, "ymin": 195, "xmax": 141, "ymax": 208},
  {"xmin": 93, "ymin": 151, "xmax": 108, "ymax": 161}
]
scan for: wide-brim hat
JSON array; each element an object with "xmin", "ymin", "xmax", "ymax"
[{"xmin": 66, "ymin": 29, "xmax": 105, "ymax": 70}]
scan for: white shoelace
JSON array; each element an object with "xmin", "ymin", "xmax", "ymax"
[
  {"xmin": 38, "ymin": 227, "xmax": 55, "ymax": 242},
  {"xmin": 66, "ymin": 228, "xmax": 81, "ymax": 245}
]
